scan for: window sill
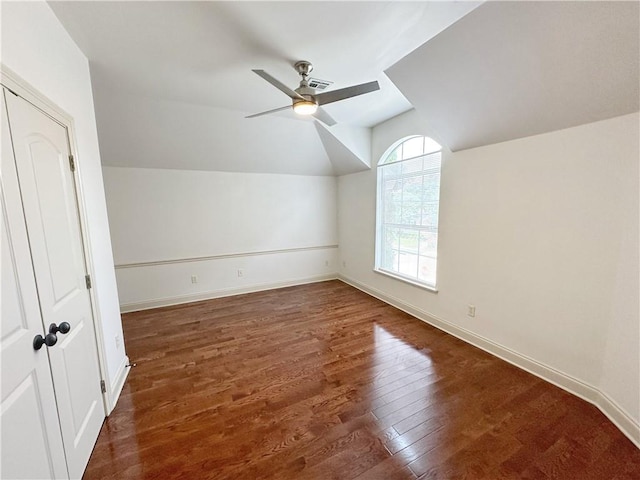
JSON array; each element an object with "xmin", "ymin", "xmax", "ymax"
[{"xmin": 373, "ymin": 268, "xmax": 439, "ymax": 293}]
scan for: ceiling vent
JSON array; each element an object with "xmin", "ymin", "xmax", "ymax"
[{"xmin": 308, "ymin": 78, "xmax": 333, "ymax": 90}]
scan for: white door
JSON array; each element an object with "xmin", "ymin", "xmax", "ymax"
[
  {"xmin": 1, "ymin": 90, "xmax": 69, "ymax": 479},
  {"xmin": 3, "ymin": 89, "xmax": 105, "ymax": 478}
]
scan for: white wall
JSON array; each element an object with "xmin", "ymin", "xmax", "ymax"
[
  {"xmin": 338, "ymin": 110, "xmax": 640, "ymax": 444},
  {"xmin": 599, "ymin": 124, "xmax": 640, "ymax": 434},
  {"xmin": 1, "ymin": 2, "xmax": 127, "ymax": 406},
  {"xmin": 103, "ymin": 167, "xmax": 338, "ymax": 311}
]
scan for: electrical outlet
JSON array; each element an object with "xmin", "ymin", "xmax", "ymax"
[
  {"xmin": 191, "ymin": 275, "xmax": 198, "ymax": 284},
  {"xmin": 467, "ymin": 305, "xmax": 476, "ymax": 317},
  {"xmin": 325, "ymin": 260, "xmax": 329, "ymax": 267},
  {"xmin": 342, "ymin": 260, "xmax": 347, "ymax": 268},
  {"xmin": 237, "ymin": 269, "xmax": 244, "ymax": 278},
  {"xmin": 115, "ymin": 334, "xmax": 121, "ymax": 349}
]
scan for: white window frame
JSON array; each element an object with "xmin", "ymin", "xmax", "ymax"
[{"xmin": 374, "ymin": 136, "xmax": 442, "ymax": 292}]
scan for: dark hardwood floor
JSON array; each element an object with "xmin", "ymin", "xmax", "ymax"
[{"xmin": 84, "ymin": 280, "xmax": 640, "ymax": 479}]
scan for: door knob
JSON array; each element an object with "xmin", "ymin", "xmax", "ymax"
[
  {"xmin": 49, "ymin": 322, "xmax": 71, "ymax": 335},
  {"xmin": 33, "ymin": 333, "xmax": 57, "ymax": 350}
]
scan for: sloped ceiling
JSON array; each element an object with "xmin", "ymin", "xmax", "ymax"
[
  {"xmin": 315, "ymin": 123, "xmax": 370, "ymax": 176},
  {"xmin": 92, "ymin": 89, "xmax": 335, "ymax": 176},
  {"xmin": 49, "ymin": 1, "xmax": 480, "ymax": 175},
  {"xmin": 386, "ymin": 1, "xmax": 640, "ymax": 152}
]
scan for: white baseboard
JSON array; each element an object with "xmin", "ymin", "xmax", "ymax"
[
  {"xmin": 119, "ymin": 273, "xmax": 338, "ymax": 313},
  {"xmin": 595, "ymin": 390, "xmax": 640, "ymax": 448},
  {"xmin": 338, "ymin": 274, "xmax": 640, "ymax": 449},
  {"xmin": 107, "ymin": 355, "xmax": 130, "ymax": 414}
]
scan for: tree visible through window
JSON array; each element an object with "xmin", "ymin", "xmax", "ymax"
[{"xmin": 375, "ymin": 136, "xmax": 442, "ymax": 288}]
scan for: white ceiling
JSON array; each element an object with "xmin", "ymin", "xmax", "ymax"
[
  {"xmin": 387, "ymin": 1, "xmax": 640, "ymax": 151},
  {"xmin": 51, "ymin": 1, "xmax": 481, "ymax": 127},
  {"xmin": 91, "ymin": 88, "xmax": 337, "ymax": 175},
  {"xmin": 50, "ymin": 1, "xmax": 637, "ymax": 174},
  {"xmin": 49, "ymin": 1, "xmax": 480, "ymax": 175}
]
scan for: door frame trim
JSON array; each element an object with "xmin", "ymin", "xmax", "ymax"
[{"xmin": 1, "ymin": 64, "xmax": 112, "ymax": 415}]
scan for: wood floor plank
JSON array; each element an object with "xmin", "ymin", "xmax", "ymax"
[{"xmin": 83, "ymin": 281, "xmax": 640, "ymax": 479}]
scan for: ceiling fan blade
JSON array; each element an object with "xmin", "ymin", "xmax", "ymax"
[
  {"xmin": 252, "ymin": 69, "xmax": 305, "ymax": 101},
  {"xmin": 312, "ymin": 106, "xmax": 336, "ymax": 126},
  {"xmin": 315, "ymin": 80, "xmax": 380, "ymax": 106},
  {"xmin": 245, "ymin": 105, "xmax": 291, "ymax": 119}
]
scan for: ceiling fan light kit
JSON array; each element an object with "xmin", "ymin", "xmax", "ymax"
[
  {"xmin": 293, "ymin": 100, "xmax": 318, "ymax": 115},
  {"xmin": 247, "ymin": 60, "xmax": 380, "ymax": 126}
]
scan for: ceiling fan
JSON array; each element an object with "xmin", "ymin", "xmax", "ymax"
[{"xmin": 246, "ymin": 61, "xmax": 380, "ymax": 126}]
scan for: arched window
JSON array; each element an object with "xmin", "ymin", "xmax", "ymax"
[{"xmin": 375, "ymin": 136, "xmax": 442, "ymax": 289}]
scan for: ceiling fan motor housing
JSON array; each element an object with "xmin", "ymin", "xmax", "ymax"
[{"xmin": 295, "ymin": 87, "xmax": 317, "ymax": 98}]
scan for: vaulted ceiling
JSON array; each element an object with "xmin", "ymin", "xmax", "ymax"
[
  {"xmin": 387, "ymin": 1, "xmax": 640, "ymax": 152},
  {"xmin": 50, "ymin": 1, "xmax": 480, "ymax": 175},
  {"xmin": 50, "ymin": 1, "xmax": 639, "ymax": 175}
]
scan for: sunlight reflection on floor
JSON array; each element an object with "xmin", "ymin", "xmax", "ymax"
[{"xmin": 369, "ymin": 322, "xmax": 448, "ymax": 463}]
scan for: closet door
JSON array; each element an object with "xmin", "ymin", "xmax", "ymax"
[
  {"xmin": 4, "ymin": 89, "xmax": 105, "ymax": 479},
  {"xmin": 1, "ymin": 89, "xmax": 69, "ymax": 479}
]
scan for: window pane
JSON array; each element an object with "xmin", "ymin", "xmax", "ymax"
[
  {"xmin": 418, "ymin": 256, "xmax": 437, "ymax": 285},
  {"xmin": 424, "ymin": 152, "xmax": 441, "ymax": 170},
  {"xmin": 402, "ymin": 176, "xmax": 423, "ymax": 202},
  {"xmin": 421, "ymin": 203, "xmax": 439, "ymax": 227},
  {"xmin": 402, "ymin": 137, "xmax": 424, "ymax": 159},
  {"xmin": 401, "ymin": 202, "xmax": 421, "ymax": 225},
  {"xmin": 402, "ymin": 157, "xmax": 423, "ymax": 174},
  {"xmin": 422, "ymin": 174, "xmax": 440, "ymax": 202},
  {"xmin": 383, "ymin": 179, "xmax": 401, "ymax": 223},
  {"xmin": 384, "ymin": 146, "xmax": 400, "ymax": 164},
  {"xmin": 383, "ymin": 226, "xmax": 399, "ymax": 249},
  {"xmin": 382, "ymin": 160, "xmax": 401, "ymax": 177},
  {"xmin": 381, "ymin": 227, "xmax": 399, "ymax": 271},
  {"xmin": 398, "ymin": 251, "xmax": 418, "ymax": 277},
  {"xmin": 399, "ymin": 229, "xmax": 419, "ymax": 253},
  {"xmin": 384, "ymin": 200, "xmax": 401, "ymax": 224},
  {"xmin": 419, "ymin": 232, "xmax": 438, "ymax": 257},
  {"xmin": 401, "ymin": 176, "xmax": 422, "ymax": 225}
]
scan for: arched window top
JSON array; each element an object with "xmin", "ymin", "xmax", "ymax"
[{"xmin": 379, "ymin": 136, "xmax": 441, "ymax": 165}]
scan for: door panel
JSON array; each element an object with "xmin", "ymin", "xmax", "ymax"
[
  {"xmin": 5, "ymin": 91, "xmax": 105, "ymax": 479},
  {"xmin": 58, "ymin": 321, "xmax": 100, "ymax": 431},
  {"xmin": 1, "ymin": 374, "xmax": 60, "ymax": 479},
  {"xmin": 1, "ymin": 89, "xmax": 68, "ymax": 479},
  {"xmin": 28, "ymin": 138, "xmax": 84, "ymax": 303}
]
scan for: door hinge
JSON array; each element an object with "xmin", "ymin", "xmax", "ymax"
[
  {"xmin": 85, "ymin": 274, "xmax": 92, "ymax": 289},
  {"xmin": 100, "ymin": 380, "xmax": 106, "ymax": 394},
  {"xmin": 69, "ymin": 155, "xmax": 75, "ymax": 172}
]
